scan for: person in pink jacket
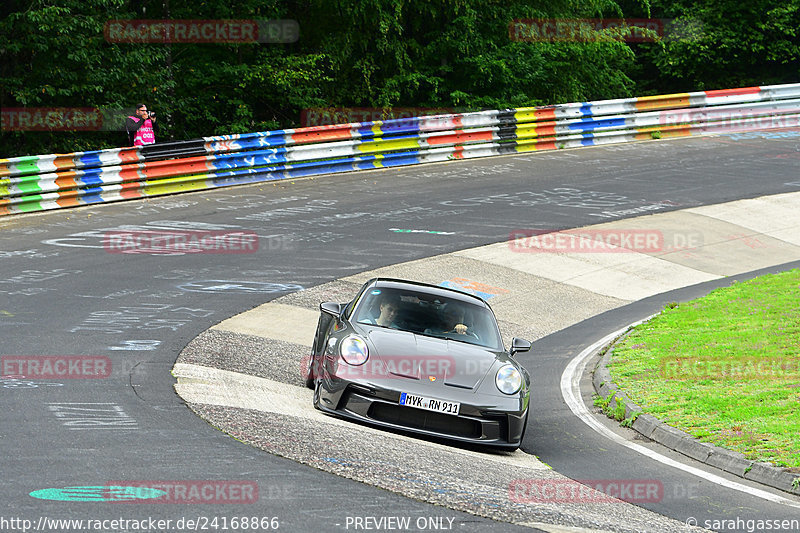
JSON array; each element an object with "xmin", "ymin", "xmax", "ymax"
[{"xmin": 125, "ymin": 104, "xmax": 157, "ymax": 146}]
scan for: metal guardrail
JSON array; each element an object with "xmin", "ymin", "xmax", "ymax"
[{"xmin": 2, "ymin": 83, "xmax": 799, "ymax": 216}]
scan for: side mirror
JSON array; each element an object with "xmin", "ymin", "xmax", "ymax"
[
  {"xmin": 510, "ymin": 337, "xmax": 531, "ymax": 357},
  {"xmin": 320, "ymin": 302, "xmax": 342, "ymax": 317}
]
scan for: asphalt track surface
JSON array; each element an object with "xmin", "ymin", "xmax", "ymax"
[{"xmin": 1, "ymin": 130, "xmax": 799, "ymax": 532}]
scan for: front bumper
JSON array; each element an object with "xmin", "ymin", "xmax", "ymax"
[{"xmin": 316, "ymin": 380, "xmax": 528, "ymax": 448}]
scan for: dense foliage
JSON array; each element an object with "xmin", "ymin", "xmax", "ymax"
[
  {"xmin": 1, "ymin": 0, "xmax": 798, "ymax": 157},
  {"xmin": 635, "ymin": 0, "xmax": 800, "ymax": 93}
]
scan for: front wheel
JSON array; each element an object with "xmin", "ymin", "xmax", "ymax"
[{"xmin": 312, "ymin": 378, "xmax": 322, "ymax": 410}]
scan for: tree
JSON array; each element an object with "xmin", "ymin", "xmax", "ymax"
[
  {"xmin": 633, "ymin": 0, "xmax": 800, "ymax": 93},
  {"xmin": 2, "ymin": 0, "xmax": 646, "ymax": 157}
]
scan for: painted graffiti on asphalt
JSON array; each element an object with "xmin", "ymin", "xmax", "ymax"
[
  {"xmin": 0, "ymin": 269, "xmax": 80, "ymax": 297},
  {"xmin": 215, "ymin": 194, "xmax": 310, "ymax": 211},
  {"xmin": 0, "ymin": 269, "xmax": 81, "ymax": 284},
  {"xmin": 235, "ymin": 199, "xmax": 338, "ymax": 222},
  {"xmin": 42, "ymin": 220, "xmax": 246, "ymax": 249},
  {"xmin": 438, "ymin": 187, "xmax": 679, "ymax": 220},
  {"xmin": 439, "ymin": 188, "xmax": 633, "ymax": 208},
  {"xmin": 177, "ymin": 280, "xmax": 304, "ymax": 294},
  {"xmin": 0, "ymin": 249, "xmax": 61, "ymax": 259},
  {"xmin": 0, "ymin": 376, "xmax": 64, "ymax": 389},
  {"xmin": 108, "ymin": 340, "xmax": 162, "ymax": 351},
  {"xmin": 69, "ymin": 304, "xmax": 214, "ymax": 334},
  {"xmin": 257, "ymin": 206, "xmax": 467, "ymax": 230},
  {"xmin": 47, "ymin": 402, "xmax": 138, "ymax": 430}
]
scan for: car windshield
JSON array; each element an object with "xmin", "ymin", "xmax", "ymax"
[{"xmin": 352, "ymin": 287, "xmax": 504, "ymax": 350}]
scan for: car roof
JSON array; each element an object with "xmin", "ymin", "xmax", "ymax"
[{"xmin": 367, "ymin": 278, "xmax": 491, "ymax": 308}]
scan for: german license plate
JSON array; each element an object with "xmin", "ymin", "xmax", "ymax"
[{"xmin": 399, "ymin": 392, "xmax": 460, "ymax": 415}]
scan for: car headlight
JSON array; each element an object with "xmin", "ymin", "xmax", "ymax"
[
  {"xmin": 495, "ymin": 364, "xmax": 522, "ymax": 395},
  {"xmin": 340, "ymin": 335, "xmax": 369, "ymax": 366}
]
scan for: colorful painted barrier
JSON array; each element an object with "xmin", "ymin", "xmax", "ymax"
[{"xmin": 2, "ymin": 83, "xmax": 800, "ymax": 216}]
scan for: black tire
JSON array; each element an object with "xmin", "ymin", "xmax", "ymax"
[
  {"xmin": 306, "ymin": 316, "xmax": 327, "ymax": 389},
  {"xmin": 304, "ymin": 352, "xmax": 316, "ymax": 389},
  {"xmin": 312, "ymin": 378, "xmax": 322, "ymax": 410}
]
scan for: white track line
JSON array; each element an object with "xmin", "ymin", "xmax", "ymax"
[{"xmin": 560, "ymin": 325, "xmax": 800, "ymax": 509}]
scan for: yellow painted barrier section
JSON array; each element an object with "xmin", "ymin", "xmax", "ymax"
[
  {"xmin": 356, "ymin": 138, "xmax": 422, "ymax": 154},
  {"xmin": 515, "ymin": 122, "xmax": 557, "ymax": 140},
  {"xmin": 513, "ymin": 108, "xmax": 557, "ymax": 122},
  {"xmin": 143, "ymin": 174, "xmax": 212, "ymax": 196}
]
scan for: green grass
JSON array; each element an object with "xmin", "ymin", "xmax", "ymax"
[{"xmin": 608, "ymin": 269, "xmax": 800, "ymax": 468}]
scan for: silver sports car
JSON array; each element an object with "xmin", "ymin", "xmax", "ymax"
[{"xmin": 304, "ymin": 278, "xmax": 532, "ymax": 449}]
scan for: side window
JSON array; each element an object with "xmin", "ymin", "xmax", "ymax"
[{"xmin": 343, "ymin": 284, "xmax": 371, "ymax": 320}]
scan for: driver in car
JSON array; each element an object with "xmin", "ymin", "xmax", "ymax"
[{"xmin": 426, "ymin": 305, "xmax": 471, "ymax": 336}]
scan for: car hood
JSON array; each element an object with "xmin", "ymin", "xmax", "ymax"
[{"xmin": 364, "ymin": 328, "xmax": 501, "ymax": 389}]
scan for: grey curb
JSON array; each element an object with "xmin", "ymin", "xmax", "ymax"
[{"xmin": 592, "ymin": 331, "xmax": 800, "ymax": 497}]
